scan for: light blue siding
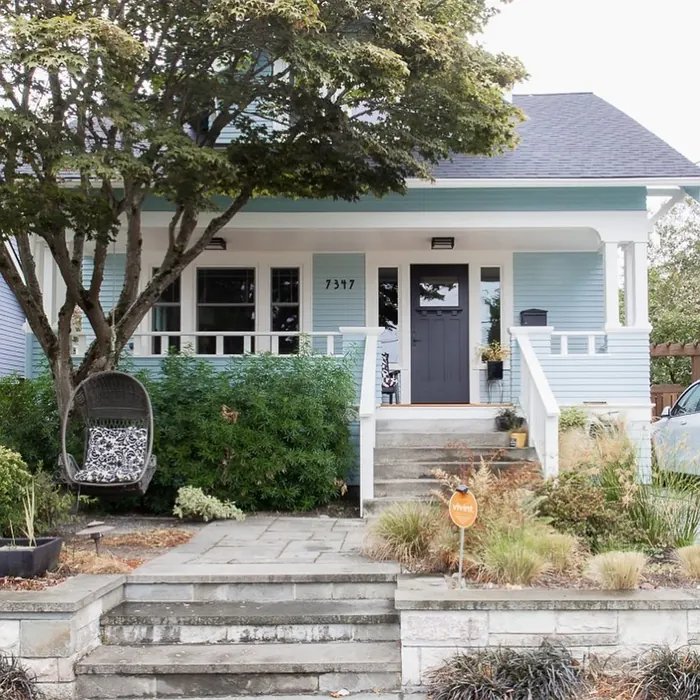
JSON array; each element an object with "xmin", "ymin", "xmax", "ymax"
[
  {"xmin": 141, "ymin": 187, "xmax": 648, "ymax": 214},
  {"xmin": 312, "ymin": 254, "xmax": 366, "ymax": 334},
  {"xmin": 0, "ymin": 275, "xmax": 25, "ymax": 376},
  {"xmin": 508, "ymin": 252, "xmax": 605, "ymax": 404},
  {"xmin": 82, "ymin": 253, "xmax": 127, "ymax": 322}
]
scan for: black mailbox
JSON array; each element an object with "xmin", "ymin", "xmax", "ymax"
[{"xmin": 520, "ymin": 309, "xmax": 548, "ymax": 326}]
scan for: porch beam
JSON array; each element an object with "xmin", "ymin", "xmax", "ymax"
[{"xmin": 603, "ymin": 242, "xmax": 620, "ymax": 329}]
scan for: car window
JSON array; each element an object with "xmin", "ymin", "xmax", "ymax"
[{"xmin": 672, "ymin": 384, "xmax": 700, "ymax": 416}]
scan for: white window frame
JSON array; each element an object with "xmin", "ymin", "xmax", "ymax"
[{"xmin": 138, "ymin": 251, "xmax": 312, "ymax": 354}]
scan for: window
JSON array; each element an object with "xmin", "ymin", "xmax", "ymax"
[
  {"xmin": 197, "ymin": 268, "xmax": 255, "ymax": 354},
  {"xmin": 152, "ymin": 269, "xmax": 181, "ymax": 355},
  {"xmin": 271, "ymin": 268, "xmax": 300, "ymax": 354},
  {"xmin": 379, "ymin": 268, "xmax": 399, "ymax": 364},
  {"xmin": 418, "ymin": 276, "xmax": 459, "ymax": 307},
  {"xmin": 480, "ymin": 267, "xmax": 501, "ymax": 348},
  {"xmin": 672, "ymin": 384, "xmax": 700, "ymax": 416}
]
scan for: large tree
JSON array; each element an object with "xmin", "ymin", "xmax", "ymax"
[
  {"xmin": 0, "ymin": 0, "xmax": 525, "ymax": 413},
  {"xmin": 649, "ymin": 198, "xmax": 700, "ymax": 385}
]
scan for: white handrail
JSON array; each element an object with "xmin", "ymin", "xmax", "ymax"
[{"xmin": 512, "ymin": 331, "xmax": 560, "ymax": 479}]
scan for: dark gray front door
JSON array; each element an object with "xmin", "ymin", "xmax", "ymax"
[{"xmin": 411, "ymin": 265, "xmax": 470, "ymax": 404}]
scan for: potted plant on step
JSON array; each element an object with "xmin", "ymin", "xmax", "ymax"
[
  {"xmin": 0, "ymin": 482, "xmax": 63, "ymax": 578},
  {"xmin": 479, "ymin": 341, "xmax": 510, "ymax": 381},
  {"xmin": 495, "ymin": 407, "xmax": 525, "ymax": 432}
]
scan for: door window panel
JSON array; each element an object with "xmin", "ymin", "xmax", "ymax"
[
  {"xmin": 418, "ymin": 277, "xmax": 459, "ymax": 307},
  {"xmin": 480, "ymin": 267, "xmax": 501, "ymax": 347},
  {"xmin": 152, "ymin": 269, "xmax": 181, "ymax": 354},
  {"xmin": 379, "ymin": 268, "xmax": 399, "ymax": 364}
]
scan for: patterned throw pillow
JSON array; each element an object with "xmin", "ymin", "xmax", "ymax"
[{"xmin": 74, "ymin": 426, "xmax": 147, "ymax": 483}]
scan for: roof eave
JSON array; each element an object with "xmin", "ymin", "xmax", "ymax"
[{"xmin": 407, "ymin": 177, "xmax": 700, "ymax": 189}]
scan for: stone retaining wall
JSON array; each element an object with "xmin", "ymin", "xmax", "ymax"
[
  {"xmin": 396, "ymin": 578, "xmax": 700, "ymax": 688},
  {"xmin": 0, "ymin": 575, "xmax": 124, "ymax": 699}
]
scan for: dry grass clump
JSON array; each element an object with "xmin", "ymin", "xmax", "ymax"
[
  {"xmin": 674, "ymin": 544, "xmax": 700, "ymax": 580},
  {"xmin": 364, "ymin": 501, "xmax": 452, "ymax": 572},
  {"xmin": 58, "ymin": 549, "xmax": 144, "ymax": 575},
  {"xmin": 480, "ymin": 530, "xmax": 550, "ymax": 585},
  {"xmin": 102, "ymin": 528, "xmax": 194, "ymax": 549},
  {"xmin": 0, "ymin": 655, "xmax": 44, "ymax": 700},
  {"xmin": 585, "ymin": 551, "xmax": 647, "ymax": 590}
]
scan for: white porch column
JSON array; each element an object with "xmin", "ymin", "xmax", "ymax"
[
  {"xmin": 623, "ymin": 243, "xmax": 635, "ymax": 327},
  {"xmin": 631, "ymin": 241, "xmax": 649, "ymax": 328},
  {"xmin": 603, "ymin": 242, "xmax": 620, "ymax": 329}
]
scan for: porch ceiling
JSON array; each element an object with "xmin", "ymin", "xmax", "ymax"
[{"xmin": 141, "ymin": 226, "xmax": 602, "ymax": 252}]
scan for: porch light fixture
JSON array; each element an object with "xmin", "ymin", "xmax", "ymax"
[
  {"xmin": 205, "ymin": 237, "xmax": 227, "ymax": 251},
  {"xmin": 431, "ymin": 237, "xmax": 454, "ymax": 250}
]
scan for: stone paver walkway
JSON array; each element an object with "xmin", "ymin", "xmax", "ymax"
[{"xmin": 135, "ymin": 516, "xmax": 386, "ymax": 576}]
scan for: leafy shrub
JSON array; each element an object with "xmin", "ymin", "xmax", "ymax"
[
  {"xmin": 585, "ymin": 551, "xmax": 646, "ymax": 590},
  {"xmin": 0, "ymin": 654, "xmax": 44, "ymax": 700},
  {"xmin": 141, "ymin": 352, "xmax": 356, "ymax": 513},
  {"xmin": 364, "ymin": 501, "xmax": 450, "ymax": 571},
  {"xmin": 427, "ymin": 642, "xmax": 585, "ymax": 700},
  {"xmin": 173, "ymin": 486, "xmax": 244, "ymax": 522},
  {"xmin": 536, "ymin": 472, "xmax": 641, "ymax": 553},
  {"xmin": 558, "ymin": 406, "xmax": 588, "ymax": 432},
  {"xmin": 31, "ymin": 471, "xmax": 77, "ymax": 535},
  {"xmin": 634, "ymin": 647, "xmax": 700, "ymax": 699},
  {"xmin": 675, "ymin": 545, "xmax": 700, "ymax": 580},
  {"xmin": 0, "ymin": 374, "xmax": 60, "ymax": 471},
  {"xmin": 0, "ymin": 447, "xmax": 32, "ymax": 537}
]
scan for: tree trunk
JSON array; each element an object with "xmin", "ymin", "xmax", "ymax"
[{"xmin": 51, "ymin": 355, "xmax": 75, "ymax": 421}]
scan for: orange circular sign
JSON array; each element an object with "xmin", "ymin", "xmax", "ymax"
[{"xmin": 449, "ymin": 490, "xmax": 478, "ymax": 529}]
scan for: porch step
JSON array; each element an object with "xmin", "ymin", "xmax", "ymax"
[
  {"xmin": 363, "ymin": 498, "xmax": 431, "ymax": 516},
  {"xmin": 375, "ymin": 431, "xmax": 510, "ymax": 448},
  {"xmin": 76, "ymin": 642, "xmax": 401, "ymax": 698},
  {"xmin": 125, "ymin": 569, "xmax": 398, "ymax": 603},
  {"xmin": 375, "ymin": 418, "xmax": 498, "ymax": 433},
  {"xmin": 375, "ymin": 458, "xmax": 537, "ymax": 481},
  {"xmin": 374, "ymin": 446, "xmax": 535, "ymax": 465},
  {"xmin": 102, "ymin": 600, "xmax": 399, "ymax": 645},
  {"xmin": 373, "ymin": 479, "xmax": 439, "ymax": 500}
]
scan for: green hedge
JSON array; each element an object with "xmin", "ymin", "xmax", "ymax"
[{"xmin": 0, "ymin": 352, "xmax": 357, "ymax": 514}]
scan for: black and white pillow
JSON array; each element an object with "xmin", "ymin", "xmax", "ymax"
[{"xmin": 74, "ymin": 426, "xmax": 147, "ymax": 483}]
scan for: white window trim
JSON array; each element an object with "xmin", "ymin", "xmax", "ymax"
[
  {"xmin": 366, "ymin": 250, "xmax": 513, "ymax": 404},
  {"xmin": 138, "ymin": 251, "xmax": 313, "ymax": 353}
]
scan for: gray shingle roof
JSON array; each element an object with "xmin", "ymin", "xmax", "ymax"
[{"xmin": 432, "ymin": 92, "xmax": 700, "ymax": 180}]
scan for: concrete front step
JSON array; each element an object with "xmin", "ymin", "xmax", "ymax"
[
  {"xmin": 102, "ymin": 600, "xmax": 399, "ymax": 645},
  {"xmin": 374, "ymin": 479, "xmax": 439, "ymax": 500},
  {"xmin": 87, "ymin": 695, "xmax": 425, "ymax": 700},
  {"xmin": 374, "ymin": 446, "xmax": 535, "ymax": 465},
  {"xmin": 375, "ymin": 418, "xmax": 499, "ymax": 433},
  {"xmin": 375, "ymin": 458, "xmax": 538, "ymax": 480},
  {"xmin": 76, "ymin": 642, "xmax": 401, "ymax": 698},
  {"xmin": 125, "ymin": 568, "xmax": 398, "ymax": 603},
  {"xmin": 375, "ymin": 431, "xmax": 510, "ymax": 448},
  {"xmin": 363, "ymin": 498, "xmax": 431, "ymax": 516}
]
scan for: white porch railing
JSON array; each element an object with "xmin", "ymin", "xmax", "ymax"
[
  {"xmin": 551, "ymin": 331, "xmax": 607, "ymax": 356},
  {"xmin": 72, "ymin": 331, "xmax": 343, "ymax": 357},
  {"xmin": 511, "ymin": 328, "xmax": 560, "ymax": 479}
]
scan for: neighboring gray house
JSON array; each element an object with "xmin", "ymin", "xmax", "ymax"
[{"xmin": 0, "ymin": 249, "xmax": 25, "ymax": 376}]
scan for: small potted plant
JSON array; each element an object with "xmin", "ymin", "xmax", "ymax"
[
  {"xmin": 0, "ymin": 482, "xmax": 63, "ymax": 578},
  {"xmin": 479, "ymin": 341, "xmax": 510, "ymax": 381},
  {"xmin": 495, "ymin": 407, "xmax": 525, "ymax": 432}
]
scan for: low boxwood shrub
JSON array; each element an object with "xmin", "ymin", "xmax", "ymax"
[{"xmin": 173, "ymin": 486, "xmax": 244, "ymax": 522}]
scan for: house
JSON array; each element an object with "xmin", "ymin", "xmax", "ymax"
[
  {"xmin": 0, "ymin": 243, "xmax": 26, "ymax": 377},
  {"xmin": 23, "ymin": 92, "xmax": 700, "ymax": 511}
]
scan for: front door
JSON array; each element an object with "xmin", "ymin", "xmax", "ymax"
[{"xmin": 410, "ymin": 265, "xmax": 470, "ymax": 404}]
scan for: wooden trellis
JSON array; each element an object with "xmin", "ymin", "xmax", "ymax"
[{"xmin": 649, "ymin": 343, "xmax": 700, "ymax": 416}]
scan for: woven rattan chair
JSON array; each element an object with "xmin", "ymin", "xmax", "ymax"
[{"xmin": 59, "ymin": 371, "xmax": 157, "ymax": 496}]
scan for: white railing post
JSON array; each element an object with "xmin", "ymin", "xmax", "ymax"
[
  {"xmin": 340, "ymin": 326, "xmax": 385, "ymax": 516},
  {"xmin": 326, "ymin": 335, "xmax": 335, "ymax": 356},
  {"xmin": 215, "ymin": 335, "xmax": 224, "ymax": 356},
  {"xmin": 271, "ymin": 335, "xmax": 280, "ymax": 355},
  {"xmin": 587, "ymin": 335, "xmax": 596, "ymax": 356},
  {"xmin": 510, "ymin": 327, "xmax": 560, "ymax": 479},
  {"xmin": 560, "ymin": 335, "xmax": 568, "ymax": 356}
]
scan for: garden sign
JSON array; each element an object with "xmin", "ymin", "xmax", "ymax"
[{"xmin": 449, "ymin": 485, "xmax": 478, "ymax": 579}]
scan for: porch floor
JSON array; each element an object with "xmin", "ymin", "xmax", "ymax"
[{"xmin": 133, "ymin": 516, "xmax": 393, "ymax": 577}]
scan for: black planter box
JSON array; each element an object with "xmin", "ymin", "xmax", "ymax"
[
  {"xmin": 0, "ymin": 537, "xmax": 63, "ymax": 578},
  {"xmin": 487, "ymin": 361, "xmax": 504, "ymax": 381}
]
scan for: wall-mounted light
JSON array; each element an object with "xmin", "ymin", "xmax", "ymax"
[
  {"xmin": 205, "ymin": 237, "xmax": 227, "ymax": 251},
  {"xmin": 431, "ymin": 237, "xmax": 455, "ymax": 250}
]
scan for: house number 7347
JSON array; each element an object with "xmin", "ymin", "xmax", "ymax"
[{"xmin": 325, "ymin": 279, "xmax": 355, "ymax": 290}]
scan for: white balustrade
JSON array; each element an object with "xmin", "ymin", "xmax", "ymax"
[
  {"xmin": 511, "ymin": 330, "xmax": 560, "ymax": 479},
  {"xmin": 551, "ymin": 331, "xmax": 607, "ymax": 356}
]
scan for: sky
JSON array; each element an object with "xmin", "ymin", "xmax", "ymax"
[{"xmin": 480, "ymin": 0, "xmax": 700, "ymax": 163}]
